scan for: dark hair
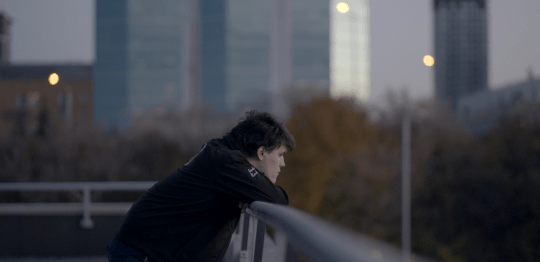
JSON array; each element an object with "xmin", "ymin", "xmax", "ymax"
[{"xmin": 228, "ymin": 110, "xmax": 295, "ymax": 158}]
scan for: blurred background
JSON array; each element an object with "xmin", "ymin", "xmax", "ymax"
[{"xmin": 0, "ymin": 0, "xmax": 539, "ymax": 261}]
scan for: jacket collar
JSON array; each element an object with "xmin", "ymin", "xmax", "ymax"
[{"xmin": 222, "ymin": 133, "xmax": 240, "ymax": 151}]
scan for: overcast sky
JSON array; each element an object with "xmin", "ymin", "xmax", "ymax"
[{"xmin": 1, "ymin": 0, "xmax": 539, "ymax": 106}]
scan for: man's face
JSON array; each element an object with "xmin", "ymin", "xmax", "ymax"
[{"xmin": 260, "ymin": 145, "xmax": 287, "ymax": 184}]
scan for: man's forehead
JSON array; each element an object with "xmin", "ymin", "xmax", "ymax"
[{"xmin": 277, "ymin": 144, "xmax": 288, "ymax": 153}]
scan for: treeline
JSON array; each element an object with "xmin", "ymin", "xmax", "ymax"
[
  {"xmin": 0, "ymin": 97, "xmax": 539, "ymax": 261},
  {"xmin": 0, "ymin": 110, "xmax": 237, "ymax": 202},
  {"xmin": 279, "ymin": 97, "xmax": 540, "ymax": 262}
]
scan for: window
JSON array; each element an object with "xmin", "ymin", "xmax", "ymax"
[
  {"xmin": 79, "ymin": 107, "xmax": 87, "ymax": 117},
  {"xmin": 463, "ymin": 106, "xmax": 471, "ymax": 117},
  {"xmin": 57, "ymin": 93, "xmax": 66, "ymax": 117},
  {"xmin": 79, "ymin": 93, "xmax": 88, "ymax": 103},
  {"xmin": 16, "ymin": 96, "xmax": 26, "ymax": 107},
  {"xmin": 28, "ymin": 92, "xmax": 40, "ymax": 107}
]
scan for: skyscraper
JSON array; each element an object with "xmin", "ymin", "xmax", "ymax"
[
  {"xmin": 199, "ymin": 0, "xmax": 273, "ymax": 113},
  {"xmin": 200, "ymin": 0, "xmax": 370, "ymax": 112},
  {"xmin": 94, "ymin": 0, "xmax": 185, "ymax": 128},
  {"xmin": 330, "ymin": 0, "xmax": 370, "ymax": 102},
  {"xmin": 94, "ymin": 0, "xmax": 370, "ymax": 128},
  {"xmin": 434, "ymin": 0, "xmax": 488, "ymax": 109}
]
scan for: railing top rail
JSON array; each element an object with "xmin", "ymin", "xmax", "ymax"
[
  {"xmin": 247, "ymin": 201, "xmax": 407, "ymax": 262},
  {"xmin": 0, "ymin": 181, "xmax": 158, "ymax": 191}
]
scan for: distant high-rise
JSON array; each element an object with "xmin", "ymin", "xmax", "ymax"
[
  {"xmin": 0, "ymin": 12, "xmax": 12, "ymax": 64},
  {"xmin": 201, "ymin": 0, "xmax": 370, "ymax": 112},
  {"xmin": 94, "ymin": 0, "xmax": 370, "ymax": 128},
  {"xmin": 94, "ymin": 0, "xmax": 185, "ymax": 128},
  {"xmin": 330, "ymin": 0, "xmax": 370, "ymax": 102},
  {"xmin": 434, "ymin": 0, "xmax": 488, "ymax": 109}
]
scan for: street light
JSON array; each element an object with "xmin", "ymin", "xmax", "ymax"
[
  {"xmin": 48, "ymin": 73, "xmax": 59, "ymax": 85},
  {"xmin": 336, "ymin": 2, "xmax": 350, "ymax": 13},
  {"xmin": 423, "ymin": 55, "xmax": 435, "ymax": 67}
]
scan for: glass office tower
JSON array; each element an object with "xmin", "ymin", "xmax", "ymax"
[
  {"xmin": 290, "ymin": 0, "xmax": 330, "ymax": 85},
  {"xmin": 94, "ymin": 0, "xmax": 184, "ymax": 128},
  {"xmin": 201, "ymin": 0, "xmax": 331, "ymax": 113},
  {"xmin": 434, "ymin": 0, "xmax": 488, "ymax": 109},
  {"xmin": 95, "ymin": 0, "xmax": 370, "ymax": 127},
  {"xmin": 330, "ymin": 0, "xmax": 371, "ymax": 102},
  {"xmin": 221, "ymin": 0, "xmax": 272, "ymax": 111}
]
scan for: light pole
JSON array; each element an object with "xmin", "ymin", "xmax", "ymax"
[{"xmin": 401, "ymin": 113, "xmax": 411, "ymax": 262}]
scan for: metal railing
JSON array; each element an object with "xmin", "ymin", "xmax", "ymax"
[
  {"xmin": 234, "ymin": 201, "xmax": 420, "ymax": 262},
  {"xmin": 0, "ymin": 182, "xmax": 436, "ymax": 262},
  {"xmin": 0, "ymin": 181, "xmax": 157, "ymax": 229}
]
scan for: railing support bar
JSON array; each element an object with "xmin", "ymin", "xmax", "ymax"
[
  {"xmin": 79, "ymin": 186, "xmax": 94, "ymax": 229},
  {"xmin": 240, "ymin": 213, "xmax": 251, "ymax": 262},
  {"xmin": 274, "ymin": 230, "xmax": 288, "ymax": 262},
  {"xmin": 253, "ymin": 218, "xmax": 265, "ymax": 262}
]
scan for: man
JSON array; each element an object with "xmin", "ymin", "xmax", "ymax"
[{"xmin": 107, "ymin": 110, "xmax": 295, "ymax": 262}]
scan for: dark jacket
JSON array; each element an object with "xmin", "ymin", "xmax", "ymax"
[{"xmin": 115, "ymin": 134, "xmax": 289, "ymax": 262}]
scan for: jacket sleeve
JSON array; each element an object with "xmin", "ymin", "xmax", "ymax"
[{"xmin": 211, "ymin": 150, "xmax": 289, "ymax": 205}]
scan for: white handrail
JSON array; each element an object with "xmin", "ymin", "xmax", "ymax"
[
  {"xmin": 0, "ymin": 181, "xmax": 157, "ymax": 229},
  {"xmin": 0, "ymin": 181, "xmax": 157, "ymax": 191},
  {"xmin": 1, "ymin": 183, "xmax": 438, "ymax": 262},
  {"xmin": 243, "ymin": 202, "xmax": 438, "ymax": 262}
]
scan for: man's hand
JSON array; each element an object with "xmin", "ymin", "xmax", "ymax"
[{"xmin": 238, "ymin": 201, "xmax": 249, "ymax": 213}]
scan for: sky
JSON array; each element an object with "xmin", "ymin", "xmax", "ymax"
[{"xmin": 1, "ymin": 0, "xmax": 539, "ymax": 106}]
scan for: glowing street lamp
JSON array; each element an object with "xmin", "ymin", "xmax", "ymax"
[
  {"xmin": 336, "ymin": 2, "xmax": 350, "ymax": 13},
  {"xmin": 48, "ymin": 73, "xmax": 59, "ymax": 85},
  {"xmin": 423, "ymin": 55, "xmax": 435, "ymax": 67}
]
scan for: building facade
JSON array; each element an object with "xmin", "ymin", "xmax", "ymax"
[
  {"xmin": 0, "ymin": 65, "xmax": 93, "ymax": 136},
  {"xmin": 94, "ymin": 0, "xmax": 185, "ymax": 129},
  {"xmin": 434, "ymin": 0, "xmax": 488, "ymax": 109},
  {"xmin": 457, "ymin": 76, "xmax": 540, "ymax": 134}
]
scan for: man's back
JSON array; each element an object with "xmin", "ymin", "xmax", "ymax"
[{"xmin": 115, "ymin": 135, "xmax": 289, "ymax": 262}]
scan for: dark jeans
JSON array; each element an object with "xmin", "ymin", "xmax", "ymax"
[{"xmin": 106, "ymin": 238, "xmax": 148, "ymax": 262}]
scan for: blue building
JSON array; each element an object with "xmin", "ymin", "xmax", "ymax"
[
  {"xmin": 458, "ymin": 75, "xmax": 540, "ymax": 134},
  {"xmin": 94, "ymin": 0, "xmax": 185, "ymax": 128},
  {"xmin": 434, "ymin": 0, "xmax": 488, "ymax": 109},
  {"xmin": 199, "ymin": 0, "xmax": 334, "ymax": 114},
  {"xmin": 94, "ymin": 0, "xmax": 369, "ymax": 128}
]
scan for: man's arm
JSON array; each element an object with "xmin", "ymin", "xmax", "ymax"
[{"xmin": 211, "ymin": 153, "xmax": 289, "ymax": 205}]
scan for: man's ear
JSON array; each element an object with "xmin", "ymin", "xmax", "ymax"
[{"xmin": 257, "ymin": 146, "xmax": 265, "ymax": 161}]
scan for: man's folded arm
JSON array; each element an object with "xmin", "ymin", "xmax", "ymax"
[{"xmin": 211, "ymin": 160, "xmax": 289, "ymax": 205}]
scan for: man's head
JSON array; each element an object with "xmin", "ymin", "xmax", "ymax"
[{"xmin": 228, "ymin": 110, "xmax": 295, "ymax": 183}]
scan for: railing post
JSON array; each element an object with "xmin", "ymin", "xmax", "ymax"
[
  {"xmin": 240, "ymin": 213, "xmax": 252, "ymax": 262},
  {"xmin": 253, "ymin": 217, "xmax": 265, "ymax": 262},
  {"xmin": 273, "ymin": 230, "xmax": 289, "ymax": 262},
  {"xmin": 402, "ymin": 114, "xmax": 411, "ymax": 262},
  {"xmin": 79, "ymin": 186, "xmax": 94, "ymax": 229}
]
